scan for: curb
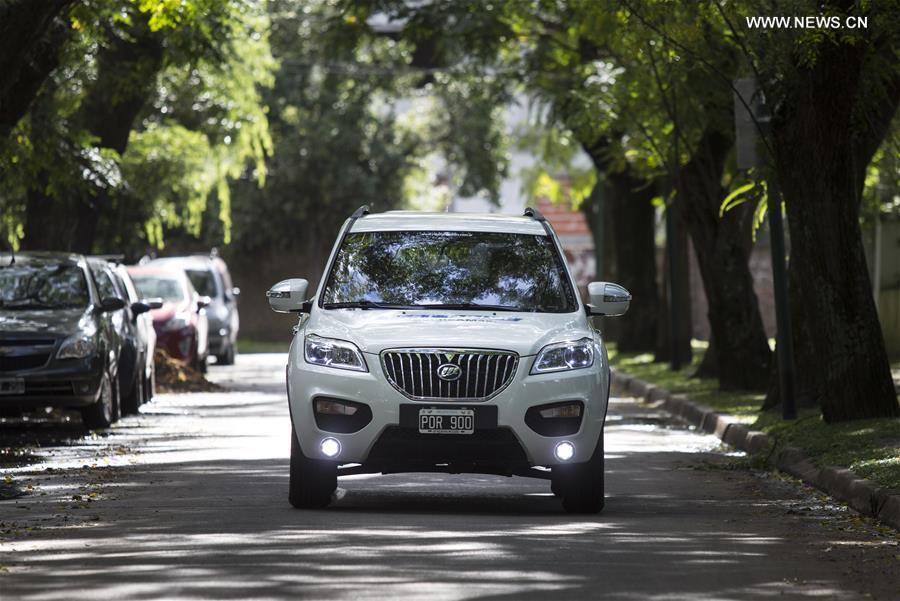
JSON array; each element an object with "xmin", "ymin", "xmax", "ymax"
[{"xmin": 610, "ymin": 369, "xmax": 900, "ymax": 531}]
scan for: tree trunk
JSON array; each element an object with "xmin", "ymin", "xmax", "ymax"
[
  {"xmin": 0, "ymin": 0, "xmax": 74, "ymax": 137},
  {"xmin": 22, "ymin": 182, "xmax": 59, "ymax": 250},
  {"xmin": 578, "ymin": 135, "xmax": 659, "ymax": 354},
  {"xmin": 693, "ymin": 334, "xmax": 717, "ymax": 378},
  {"xmin": 678, "ymin": 129, "xmax": 772, "ymax": 390},
  {"xmin": 606, "ymin": 170, "xmax": 659, "ymax": 353},
  {"xmin": 773, "ymin": 35, "xmax": 900, "ymax": 421},
  {"xmin": 655, "ymin": 194, "xmax": 693, "ymax": 364}
]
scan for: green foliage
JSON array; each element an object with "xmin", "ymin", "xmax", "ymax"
[
  {"xmin": 0, "ymin": 0, "xmax": 274, "ymax": 253},
  {"xmin": 226, "ymin": 1, "xmax": 417, "ymax": 256},
  {"xmin": 226, "ymin": 0, "xmax": 516, "ymax": 262},
  {"xmin": 516, "ymin": 125, "xmax": 596, "ymax": 209}
]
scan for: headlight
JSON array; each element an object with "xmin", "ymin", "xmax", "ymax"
[
  {"xmin": 57, "ymin": 335, "xmax": 96, "ymax": 359},
  {"xmin": 162, "ymin": 313, "xmax": 191, "ymax": 332},
  {"xmin": 304, "ymin": 334, "xmax": 367, "ymax": 372},
  {"xmin": 531, "ymin": 337, "xmax": 595, "ymax": 374}
]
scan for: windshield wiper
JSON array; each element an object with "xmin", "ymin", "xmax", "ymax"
[
  {"xmin": 417, "ymin": 302, "xmax": 523, "ymax": 312},
  {"xmin": 322, "ymin": 301, "xmax": 417, "ymax": 310}
]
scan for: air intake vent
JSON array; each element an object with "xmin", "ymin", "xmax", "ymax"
[{"xmin": 381, "ymin": 349, "xmax": 518, "ymax": 401}]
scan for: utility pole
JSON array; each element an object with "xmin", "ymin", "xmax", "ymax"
[{"xmin": 734, "ymin": 78, "xmax": 796, "ymax": 420}]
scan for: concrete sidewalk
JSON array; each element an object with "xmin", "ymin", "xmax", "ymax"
[{"xmin": 611, "ymin": 370, "xmax": 900, "ymax": 533}]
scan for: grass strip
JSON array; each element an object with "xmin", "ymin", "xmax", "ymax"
[{"xmin": 609, "ymin": 344, "xmax": 900, "ymax": 490}]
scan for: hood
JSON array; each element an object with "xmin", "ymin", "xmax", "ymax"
[
  {"xmin": 305, "ymin": 309, "xmax": 592, "ymax": 356},
  {"xmin": 0, "ymin": 308, "xmax": 91, "ymax": 337}
]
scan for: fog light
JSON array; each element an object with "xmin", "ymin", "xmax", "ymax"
[
  {"xmin": 315, "ymin": 399, "xmax": 358, "ymax": 415},
  {"xmin": 539, "ymin": 404, "xmax": 582, "ymax": 419},
  {"xmin": 320, "ymin": 437, "xmax": 341, "ymax": 458},
  {"xmin": 554, "ymin": 441, "xmax": 575, "ymax": 461}
]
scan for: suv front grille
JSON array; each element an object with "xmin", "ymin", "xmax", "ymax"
[{"xmin": 381, "ymin": 349, "xmax": 518, "ymax": 401}]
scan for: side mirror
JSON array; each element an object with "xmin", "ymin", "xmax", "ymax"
[
  {"xmin": 587, "ymin": 282, "xmax": 631, "ymax": 317},
  {"xmin": 145, "ymin": 298, "xmax": 164, "ymax": 310},
  {"xmin": 267, "ymin": 278, "xmax": 310, "ymax": 313},
  {"xmin": 97, "ymin": 297, "xmax": 126, "ymax": 313},
  {"xmin": 130, "ymin": 301, "xmax": 151, "ymax": 316},
  {"xmin": 197, "ymin": 295, "xmax": 212, "ymax": 310}
]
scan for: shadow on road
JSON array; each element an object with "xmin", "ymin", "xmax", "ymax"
[
  {"xmin": 2, "ymin": 447, "xmax": 888, "ymax": 601},
  {"xmin": 1, "ymin": 355, "xmax": 896, "ymax": 600}
]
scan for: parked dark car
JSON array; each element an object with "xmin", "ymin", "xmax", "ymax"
[
  {"xmin": 87, "ymin": 258, "xmax": 160, "ymax": 415},
  {"xmin": 148, "ymin": 254, "xmax": 240, "ymax": 364},
  {"xmin": 127, "ymin": 265, "xmax": 210, "ymax": 370},
  {"xmin": 110, "ymin": 263, "xmax": 160, "ymax": 404},
  {"xmin": 0, "ymin": 252, "xmax": 130, "ymax": 428}
]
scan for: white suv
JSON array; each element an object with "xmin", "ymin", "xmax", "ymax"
[{"xmin": 267, "ymin": 207, "xmax": 630, "ymax": 513}]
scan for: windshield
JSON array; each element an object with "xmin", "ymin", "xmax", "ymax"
[
  {"xmin": 321, "ymin": 231, "xmax": 577, "ymax": 312},
  {"xmin": 0, "ymin": 262, "xmax": 90, "ymax": 310},
  {"xmin": 131, "ymin": 275, "xmax": 186, "ymax": 303},
  {"xmin": 186, "ymin": 269, "xmax": 217, "ymax": 298}
]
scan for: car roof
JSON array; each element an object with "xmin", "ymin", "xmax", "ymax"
[
  {"xmin": 1, "ymin": 251, "xmax": 84, "ymax": 264},
  {"xmin": 349, "ymin": 211, "xmax": 547, "ymax": 235},
  {"xmin": 86, "ymin": 257, "xmax": 114, "ymax": 268},
  {"xmin": 127, "ymin": 265, "xmax": 188, "ymax": 280},
  {"xmin": 147, "ymin": 256, "xmax": 218, "ymax": 270}
]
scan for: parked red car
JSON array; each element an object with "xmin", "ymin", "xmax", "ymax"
[{"xmin": 127, "ymin": 266, "xmax": 210, "ymax": 370}]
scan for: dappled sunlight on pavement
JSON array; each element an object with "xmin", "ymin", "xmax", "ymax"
[{"xmin": 1, "ymin": 354, "xmax": 898, "ymax": 600}]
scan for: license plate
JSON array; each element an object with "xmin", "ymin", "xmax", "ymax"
[
  {"xmin": 0, "ymin": 378, "xmax": 25, "ymax": 395},
  {"xmin": 418, "ymin": 408, "xmax": 475, "ymax": 435}
]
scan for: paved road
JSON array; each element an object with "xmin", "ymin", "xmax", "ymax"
[{"xmin": 1, "ymin": 354, "xmax": 898, "ymax": 600}]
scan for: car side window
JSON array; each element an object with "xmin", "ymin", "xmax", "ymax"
[
  {"xmin": 108, "ymin": 271, "xmax": 129, "ymax": 300},
  {"xmin": 95, "ymin": 270, "xmax": 118, "ymax": 300}
]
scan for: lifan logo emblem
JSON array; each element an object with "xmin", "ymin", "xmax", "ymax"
[{"xmin": 436, "ymin": 363, "xmax": 462, "ymax": 382}]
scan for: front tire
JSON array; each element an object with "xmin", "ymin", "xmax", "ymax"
[
  {"xmin": 289, "ymin": 426, "xmax": 337, "ymax": 509},
  {"xmin": 80, "ymin": 371, "xmax": 116, "ymax": 430},
  {"xmin": 553, "ymin": 435, "xmax": 605, "ymax": 514},
  {"xmin": 121, "ymin": 369, "xmax": 144, "ymax": 415},
  {"xmin": 144, "ymin": 366, "xmax": 155, "ymax": 404},
  {"xmin": 216, "ymin": 343, "xmax": 235, "ymax": 366}
]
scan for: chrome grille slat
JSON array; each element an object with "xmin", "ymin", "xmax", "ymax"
[
  {"xmin": 416, "ymin": 353, "xmax": 424, "ymax": 398},
  {"xmin": 381, "ymin": 348, "xmax": 518, "ymax": 401},
  {"xmin": 492, "ymin": 354, "xmax": 500, "ymax": 391},
  {"xmin": 397, "ymin": 354, "xmax": 406, "ymax": 391},
  {"xmin": 407, "ymin": 353, "xmax": 417, "ymax": 397},
  {"xmin": 473, "ymin": 355, "xmax": 483, "ymax": 398}
]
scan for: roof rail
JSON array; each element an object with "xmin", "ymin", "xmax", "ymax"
[
  {"xmin": 523, "ymin": 206, "xmax": 546, "ymax": 222},
  {"xmin": 524, "ymin": 206, "xmax": 553, "ymax": 236},
  {"xmin": 351, "ymin": 205, "xmax": 370, "ymax": 219},
  {"xmin": 91, "ymin": 254, "xmax": 126, "ymax": 264}
]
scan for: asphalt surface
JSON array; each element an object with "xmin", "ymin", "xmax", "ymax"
[{"xmin": 1, "ymin": 353, "xmax": 898, "ymax": 601}]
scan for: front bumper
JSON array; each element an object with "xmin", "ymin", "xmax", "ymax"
[
  {"xmin": 287, "ymin": 344, "xmax": 609, "ymax": 468},
  {"xmin": 0, "ymin": 360, "xmax": 104, "ymax": 409}
]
